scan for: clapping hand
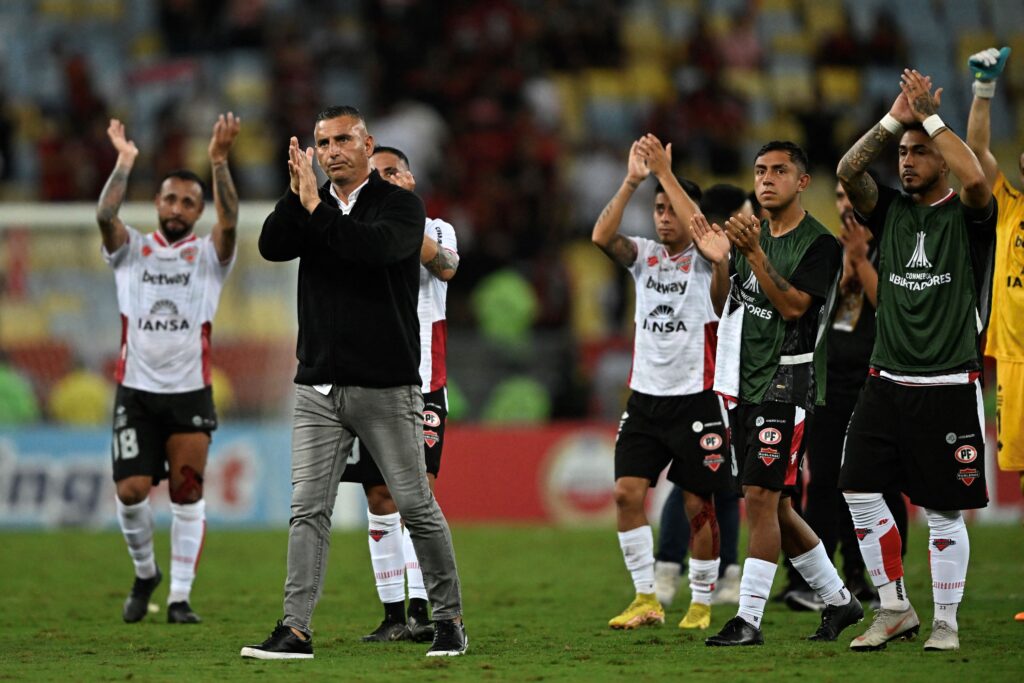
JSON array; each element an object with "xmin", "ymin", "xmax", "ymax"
[
  {"xmin": 209, "ymin": 112, "xmax": 241, "ymax": 164},
  {"xmin": 288, "ymin": 141, "xmax": 320, "ymax": 213},
  {"xmin": 722, "ymin": 214, "xmax": 762, "ymax": 257},
  {"xmin": 690, "ymin": 213, "xmax": 731, "ymax": 265},
  {"xmin": 106, "ymin": 119, "xmax": 139, "ymax": 167}
]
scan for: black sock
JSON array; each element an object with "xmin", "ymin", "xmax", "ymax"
[
  {"xmin": 408, "ymin": 598, "xmax": 429, "ymax": 620},
  {"xmin": 384, "ymin": 600, "xmax": 406, "ymax": 624}
]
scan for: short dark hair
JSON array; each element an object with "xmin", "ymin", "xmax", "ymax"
[
  {"xmin": 754, "ymin": 140, "xmax": 809, "ymax": 174},
  {"xmin": 372, "ymin": 145, "xmax": 410, "ymax": 169},
  {"xmin": 700, "ymin": 184, "xmax": 748, "ymax": 224},
  {"xmin": 654, "ymin": 177, "xmax": 702, "ymax": 202},
  {"xmin": 159, "ymin": 170, "xmax": 206, "ymax": 198},
  {"xmin": 316, "ymin": 105, "xmax": 365, "ymax": 124}
]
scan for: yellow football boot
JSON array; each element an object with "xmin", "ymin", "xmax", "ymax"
[
  {"xmin": 679, "ymin": 602, "xmax": 712, "ymax": 630},
  {"xmin": 608, "ymin": 593, "xmax": 665, "ymax": 629}
]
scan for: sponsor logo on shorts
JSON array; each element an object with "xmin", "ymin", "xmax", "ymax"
[
  {"xmin": 192, "ymin": 416, "xmax": 202, "ymax": 427},
  {"xmin": 757, "ymin": 447, "xmax": 780, "ymax": 466},
  {"xmin": 180, "ymin": 245, "xmax": 198, "ymax": 263},
  {"xmin": 692, "ymin": 421, "xmax": 703, "ymax": 433},
  {"xmin": 954, "ymin": 445, "xmax": 978, "ymax": 463},
  {"xmin": 759, "ymin": 428, "xmax": 782, "ymax": 445},
  {"xmin": 956, "ymin": 467, "xmax": 980, "ymax": 486},
  {"xmin": 945, "ymin": 432, "xmax": 957, "ymax": 445},
  {"xmin": 700, "ymin": 433, "xmax": 723, "ymax": 451},
  {"xmin": 424, "ymin": 410, "xmax": 441, "ymax": 428},
  {"xmin": 755, "ymin": 416, "xmax": 765, "ymax": 427},
  {"xmin": 369, "ymin": 529, "xmax": 386, "ymax": 542},
  {"xmin": 854, "ymin": 527, "xmax": 872, "ymax": 541},
  {"xmin": 424, "ymin": 430, "xmax": 439, "ymax": 448},
  {"xmin": 931, "ymin": 538, "xmax": 956, "ymax": 552},
  {"xmin": 703, "ymin": 454, "xmax": 724, "ymax": 472}
]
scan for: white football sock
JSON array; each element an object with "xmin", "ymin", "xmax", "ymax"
[
  {"xmin": 926, "ymin": 508, "xmax": 968, "ymax": 631},
  {"xmin": 116, "ymin": 497, "xmax": 157, "ymax": 579},
  {"xmin": 844, "ymin": 492, "xmax": 909, "ymax": 610},
  {"xmin": 790, "ymin": 541, "xmax": 850, "ymax": 606},
  {"xmin": 736, "ymin": 557, "xmax": 776, "ymax": 628},
  {"xmin": 689, "ymin": 558, "xmax": 720, "ymax": 606},
  {"xmin": 168, "ymin": 500, "xmax": 205, "ymax": 604},
  {"xmin": 367, "ymin": 511, "xmax": 405, "ymax": 604},
  {"xmin": 402, "ymin": 525, "xmax": 427, "ymax": 601},
  {"xmin": 618, "ymin": 525, "xmax": 655, "ymax": 594}
]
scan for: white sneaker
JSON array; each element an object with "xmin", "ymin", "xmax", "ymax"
[
  {"xmin": 710, "ymin": 564, "xmax": 740, "ymax": 605},
  {"xmin": 923, "ymin": 620, "xmax": 959, "ymax": 651},
  {"xmin": 653, "ymin": 561, "xmax": 682, "ymax": 606}
]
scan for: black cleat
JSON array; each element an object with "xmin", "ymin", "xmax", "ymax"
[
  {"xmin": 167, "ymin": 601, "xmax": 202, "ymax": 624},
  {"xmin": 705, "ymin": 616, "xmax": 765, "ymax": 646},
  {"xmin": 808, "ymin": 596, "xmax": 864, "ymax": 641},
  {"xmin": 784, "ymin": 589, "xmax": 825, "ymax": 612},
  {"xmin": 407, "ymin": 613, "xmax": 435, "ymax": 643},
  {"xmin": 361, "ymin": 619, "xmax": 411, "ymax": 642},
  {"xmin": 123, "ymin": 568, "xmax": 162, "ymax": 623},
  {"xmin": 426, "ymin": 619, "xmax": 468, "ymax": 656},
  {"xmin": 240, "ymin": 621, "xmax": 314, "ymax": 660}
]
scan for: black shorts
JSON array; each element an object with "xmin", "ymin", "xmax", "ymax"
[
  {"xmin": 613, "ymin": 390, "xmax": 732, "ymax": 497},
  {"xmin": 734, "ymin": 401, "xmax": 807, "ymax": 495},
  {"xmin": 839, "ymin": 375, "xmax": 988, "ymax": 510},
  {"xmin": 340, "ymin": 388, "xmax": 448, "ymax": 486},
  {"xmin": 111, "ymin": 385, "xmax": 217, "ymax": 484}
]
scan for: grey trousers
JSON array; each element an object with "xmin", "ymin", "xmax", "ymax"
[{"xmin": 282, "ymin": 384, "xmax": 462, "ymax": 635}]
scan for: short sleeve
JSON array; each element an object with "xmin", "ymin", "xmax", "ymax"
[
  {"xmin": 429, "ymin": 218, "xmax": 458, "ymax": 255},
  {"xmin": 102, "ymin": 225, "xmax": 140, "ymax": 269},
  {"xmin": 854, "ymin": 184, "xmax": 901, "ymax": 239},
  {"xmin": 788, "ymin": 234, "xmax": 842, "ymax": 300},
  {"xmin": 628, "ymin": 236, "xmax": 651, "ymax": 279},
  {"xmin": 961, "ymin": 196, "xmax": 997, "ymax": 236},
  {"xmin": 202, "ymin": 235, "xmax": 235, "ymax": 280}
]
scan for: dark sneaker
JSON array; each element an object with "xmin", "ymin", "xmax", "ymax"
[
  {"xmin": 123, "ymin": 568, "xmax": 162, "ymax": 623},
  {"xmin": 167, "ymin": 601, "xmax": 202, "ymax": 624},
  {"xmin": 705, "ymin": 616, "xmax": 765, "ymax": 646},
  {"xmin": 407, "ymin": 613, "xmax": 435, "ymax": 643},
  {"xmin": 808, "ymin": 596, "xmax": 864, "ymax": 641},
  {"xmin": 240, "ymin": 621, "xmax": 314, "ymax": 660},
  {"xmin": 426, "ymin": 619, "xmax": 468, "ymax": 656},
  {"xmin": 785, "ymin": 589, "xmax": 825, "ymax": 612},
  {"xmin": 361, "ymin": 619, "xmax": 411, "ymax": 642}
]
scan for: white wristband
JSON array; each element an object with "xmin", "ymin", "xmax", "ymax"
[
  {"xmin": 922, "ymin": 114, "xmax": 946, "ymax": 137},
  {"xmin": 880, "ymin": 113, "xmax": 904, "ymax": 136},
  {"xmin": 972, "ymin": 79, "xmax": 996, "ymax": 99}
]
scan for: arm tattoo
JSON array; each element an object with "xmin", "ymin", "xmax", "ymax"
[
  {"xmin": 761, "ymin": 256, "xmax": 791, "ymax": 291},
  {"xmin": 212, "ymin": 162, "xmax": 239, "ymax": 225},
  {"xmin": 425, "ymin": 248, "xmax": 459, "ymax": 279},
  {"xmin": 838, "ymin": 124, "xmax": 893, "ymax": 180},
  {"xmin": 599, "ymin": 234, "xmax": 638, "ymax": 268},
  {"xmin": 97, "ymin": 168, "xmax": 130, "ymax": 227},
  {"xmin": 596, "ymin": 182, "xmax": 638, "ymax": 225}
]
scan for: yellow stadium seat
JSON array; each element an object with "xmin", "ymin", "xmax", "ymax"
[{"xmin": 818, "ymin": 68, "xmax": 862, "ymax": 106}]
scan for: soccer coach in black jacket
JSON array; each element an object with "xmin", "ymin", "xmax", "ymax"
[{"xmin": 242, "ymin": 106, "xmax": 466, "ymax": 660}]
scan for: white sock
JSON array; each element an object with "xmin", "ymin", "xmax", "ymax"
[
  {"xmin": 168, "ymin": 500, "xmax": 205, "ymax": 604},
  {"xmin": 689, "ymin": 558, "xmax": 720, "ymax": 606},
  {"xmin": 403, "ymin": 525, "xmax": 427, "ymax": 601},
  {"xmin": 844, "ymin": 492, "xmax": 909, "ymax": 610},
  {"xmin": 618, "ymin": 525, "xmax": 655, "ymax": 594},
  {"xmin": 790, "ymin": 541, "xmax": 850, "ymax": 606},
  {"xmin": 926, "ymin": 508, "xmax": 968, "ymax": 631},
  {"xmin": 117, "ymin": 497, "xmax": 157, "ymax": 579},
  {"xmin": 736, "ymin": 557, "xmax": 776, "ymax": 628},
  {"xmin": 367, "ymin": 511, "xmax": 405, "ymax": 605}
]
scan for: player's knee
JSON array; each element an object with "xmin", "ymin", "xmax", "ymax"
[
  {"xmin": 743, "ymin": 487, "xmax": 776, "ymax": 517},
  {"xmin": 613, "ymin": 480, "xmax": 644, "ymax": 510},
  {"xmin": 688, "ymin": 497, "xmax": 716, "ymax": 534},
  {"xmin": 169, "ymin": 465, "xmax": 204, "ymax": 504},
  {"xmin": 365, "ymin": 485, "xmax": 398, "ymax": 516},
  {"xmin": 116, "ymin": 480, "xmax": 150, "ymax": 505}
]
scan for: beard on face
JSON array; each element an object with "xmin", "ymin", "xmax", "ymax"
[{"xmin": 159, "ymin": 217, "xmax": 192, "ymax": 243}]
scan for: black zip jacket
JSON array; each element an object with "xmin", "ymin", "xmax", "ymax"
[{"xmin": 258, "ymin": 171, "xmax": 425, "ymax": 387}]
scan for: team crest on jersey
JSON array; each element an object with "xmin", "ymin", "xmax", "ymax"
[
  {"xmin": 424, "ymin": 410, "xmax": 441, "ymax": 428},
  {"xmin": 647, "ymin": 255, "xmax": 659, "ymax": 267},
  {"xmin": 932, "ymin": 538, "xmax": 956, "ymax": 552},
  {"xmin": 677, "ymin": 256, "xmax": 692, "ymax": 273},
  {"xmin": 954, "ymin": 445, "xmax": 978, "ymax": 463},
  {"xmin": 424, "ymin": 429, "xmax": 439, "ymax": 448},
  {"xmin": 956, "ymin": 467, "xmax": 980, "ymax": 486},
  {"xmin": 757, "ymin": 447, "xmax": 780, "ymax": 466},
  {"xmin": 703, "ymin": 453, "xmax": 724, "ymax": 472},
  {"xmin": 759, "ymin": 428, "xmax": 782, "ymax": 445},
  {"xmin": 742, "ymin": 271, "xmax": 760, "ymax": 293},
  {"xmin": 905, "ymin": 231, "xmax": 933, "ymax": 269},
  {"xmin": 369, "ymin": 529, "xmax": 386, "ymax": 542},
  {"xmin": 700, "ymin": 433, "xmax": 723, "ymax": 451},
  {"xmin": 181, "ymin": 245, "xmax": 198, "ymax": 263}
]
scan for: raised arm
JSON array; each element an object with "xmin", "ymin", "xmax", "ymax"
[
  {"xmin": 637, "ymin": 134, "xmax": 700, "ymax": 230},
  {"xmin": 965, "ymin": 47, "xmax": 1010, "ymax": 188},
  {"xmin": 901, "ymin": 69, "xmax": 991, "ymax": 209},
  {"xmin": 839, "ymin": 213, "xmax": 878, "ymax": 307},
  {"xmin": 96, "ymin": 119, "xmax": 136, "ymax": 253},
  {"xmin": 723, "ymin": 214, "xmax": 812, "ymax": 321},
  {"xmin": 690, "ymin": 213, "xmax": 731, "ymax": 316},
  {"xmin": 591, "ymin": 140, "xmax": 646, "ymax": 267},
  {"xmin": 208, "ymin": 113, "xmax": 241, "ymax": 263}
]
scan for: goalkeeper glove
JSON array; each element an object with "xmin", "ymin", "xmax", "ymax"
[{"xmin": 969, "ymin": 46, "xmax": 1011, "ymax": 98}]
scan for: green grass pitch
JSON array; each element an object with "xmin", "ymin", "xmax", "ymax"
[{"xmin": 1, "ymin": 524, "xmax": 1022, "ymax": 682}]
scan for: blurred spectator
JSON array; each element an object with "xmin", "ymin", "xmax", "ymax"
[
  {"xmin": 815, "ymin": 10, "xmax": 864, "ymax": 68},
  {"xmin": 48, "ymin": 370, "xmax": 113, "ymax": 426},
  {"xmin": 0, "ymin": 364, "xmax": 40, "ymax": 424},
  {"xmin": 718, "ymin": 9, "xmax": 762, "ymax": 70},
  {"xmin": 866, "ymin": 11, "xmax": 908, "ymax": 67}
]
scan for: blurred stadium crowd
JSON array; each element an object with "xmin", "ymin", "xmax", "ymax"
[{"xmin": 1, "ymin": 0, "xmax": 1022, "ymax": 425}]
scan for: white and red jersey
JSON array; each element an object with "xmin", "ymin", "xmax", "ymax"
[
  {"xmin": 627, "ymin": 237, "xmax": 719, "ymax": 396},
  {"xmin": 418, "ymin": 217, "xmax": 457, "ymax": 393},
  {"xmin": 103, "ymin": 226, "xmax": 234, "ymax": 393}
]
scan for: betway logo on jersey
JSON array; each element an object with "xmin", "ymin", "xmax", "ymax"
[
  {"xmin": 645, "ymin": 277, "xmax": 687, "ymax": 297},
  {"xmin": 641, "ymin": 304, "xmax": 686, "ymax": 333},
  {"xmin": 142, "ymin": 270, "xmax": 191, "ymax": 286}
]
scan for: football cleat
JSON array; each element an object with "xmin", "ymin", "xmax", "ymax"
[
  {"xmin": 407, "ymin": 613, "xmax": 435, "ymax": 643},
  {"xmin": 808, "ymin": 596, "xmax": 863, "ymax": 641},
  {"xmin": 425, "ymin": 619, "xmax": 467, "ymax": 656},
  {"xmin": 608, "ymin": 593, "xmax": 665, "ymax": 630},
  {"xmin": 123, "ymin": 568, "xmax": 162, "ymax": 623},
  {"xmin": 654, "ymin": 561, "xmax": 682, "ymax": 607},
  {"xmin": 711, "ymin": 564, "xmax": 740, "ymax": 605},
  {"xmin": 850, "ymin": 605, "xmax": 920, "ymax": 651},
  {"xmin": 784, "ymin": 589, "xmax": 825, "ymax": 613},
  {"xmin": 361, "ymin": 619, "xmax": 411, "ymax": 642},
  {"xmin": 240, "ymin": 621, "xmax": 314, "ymax": 660},
  {"xmin": 167, "ymin": 601, "xmax": 202, "ymax": 624},
  {"xmin": 679, "ymin": 602, "xmax": 712, "ymax": 630},
  {"xmin": 705, "ymin": 616, "xmax": 764, "ymax": 646},
  {"xmin": 923, "ymin": 620, "xmax": 960, "ymax": 651}
]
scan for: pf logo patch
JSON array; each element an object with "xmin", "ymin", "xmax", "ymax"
[
  {"xmin": 703, "ymin": 454, "xmax": 724, "ymax": 472},
  {"xmin": 758, "ymin": 447, "xmax": 780, "ymax": 466},
  {"xmin": 759, "ymin": 428, "xmax": 782, "ymax": 445},
  {"xmin": 954, "ymin": 445, "xmax": 977, "ymax": 463},
  {"xmin": 932, "ymin": 538, "xmax": 956, "ymax": 552},
  {"xmin": 424, "ymin": 430, "xmax": 439, "ymax": 448},
  {"xmin": 369, "ymin": 529, "xmax": 386, "ymax": 542},
  {"xmin": 956, "ymin": 467, "xmax": 980, "ymax": 486},
  {"xmin": 424, "ymin": 410, "xmax": 441, "ymax": 428},
  {"xmin": 700, "ymin": 433, "xmax": 723, "ymax": 451}
]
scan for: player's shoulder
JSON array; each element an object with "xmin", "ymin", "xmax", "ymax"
[
  {"xmin": 799, "ymin": 211, "xmax": 835, "ymax": 238},
  {"xmin": 994, "ymin": 171, "xmax": 1022, "ymax": 201}
]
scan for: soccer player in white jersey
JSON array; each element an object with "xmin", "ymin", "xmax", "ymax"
[
  {"xmin": 97, "ymin": 114, "xmax": 240, "ymax": 624},
  {"xmin": 336, "ymin": 145, "xmax": 459, "ymax": 643},
  {"xmin": 592, "ymin": 134, "xmax": 732, "ymax": 631}
]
